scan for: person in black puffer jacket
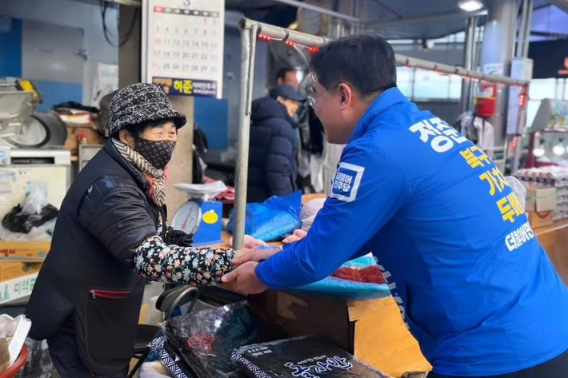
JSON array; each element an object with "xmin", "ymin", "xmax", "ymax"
[
  {"xmin": 247, "ymin": 84, "xmax": 304, "ymax": 203},
  {"xmin": 25, "ymin": 84, "xmax": 235, "ymax": 378}
]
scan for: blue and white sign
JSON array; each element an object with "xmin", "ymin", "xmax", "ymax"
[{"xmin": 330, "ymin": 162, "xmax": 365, "ymax": 202}]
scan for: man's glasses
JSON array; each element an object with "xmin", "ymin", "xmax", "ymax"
[{"xmin": 306, "ymin": 83, "xmax": 341, "ymax": 108}]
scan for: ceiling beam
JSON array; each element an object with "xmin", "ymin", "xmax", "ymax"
[
  {"xmin": 544, "ymin": 0, "xmax": 568, "ymax": 13},
  {"xmin": 268, "ymin": 0, "xmax": 360, "ymax": 22},
  {"xmin": 101, "ymin": 0, "xmax": 141, "ymax": 7},
  {"xmin": 365, "ymin": 9, "xmax": 487, "ymax": 28}
]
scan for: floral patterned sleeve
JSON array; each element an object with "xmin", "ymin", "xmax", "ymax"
[{"xmin": 134, "ymin": 235, "xmax": 234, "ymax": 285}]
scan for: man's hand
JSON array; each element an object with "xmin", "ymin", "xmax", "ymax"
[
  {"xmin": 232, "ymin": 247, "xmax": 281, "ymax": 267},
  {"xmin": 282, "ymin": 229, "xmax": 308, "ymax": 244},
  {"xmin": 230, "ymin": 235, "xmax": 268, "ymax": 249},
  {"xmin": 233, "ymin": 248, "xmax": 255, "ymax": 261},
  {"xmin": 221, "ymin": 261, "xmax": 268, "ymax": 295}
]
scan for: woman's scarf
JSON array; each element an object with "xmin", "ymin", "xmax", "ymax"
[{"xmin": 112, "ymin": 139, "xmax": 167, "ymax": 207}]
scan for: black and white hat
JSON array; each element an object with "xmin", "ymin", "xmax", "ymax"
[{"xmin": 106, "ymin": 83, "xmax": 186, "ymax": 137}]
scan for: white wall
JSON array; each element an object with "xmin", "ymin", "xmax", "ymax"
[{"xmin": 0, "ymin": 0, "xmax": 119, "ymax": 103}]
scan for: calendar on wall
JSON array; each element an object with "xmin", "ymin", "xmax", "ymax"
[{"xmin": 143, "ymin": 0, "xmax": 225, "ymax": 98}]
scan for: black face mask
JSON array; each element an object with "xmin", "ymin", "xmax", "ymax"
[{"xmin": 134, "ymin": 138, "xmax": 176, "ymax": 170}]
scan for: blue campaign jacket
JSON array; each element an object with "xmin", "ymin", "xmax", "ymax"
[{"xmin": 256, "ymin": 87, "xmax": 568, "ymax": 376}]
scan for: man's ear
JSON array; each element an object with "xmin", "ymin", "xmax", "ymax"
[{"xmin": 338, "ymin": 83, "xmax": 353, "ymax": 108}]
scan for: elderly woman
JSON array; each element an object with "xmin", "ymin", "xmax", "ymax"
[{"xmin": 26, "ymin": 83, "xmax": 234, "ymax": 378}]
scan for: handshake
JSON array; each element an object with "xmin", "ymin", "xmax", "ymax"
[
  {"xmin": 222, "ymin": 229, "xmax": 308, "ymax": 294},
  {"xmin": 229, "ymin": 229, "xmax": 308, "ymax": 265}
]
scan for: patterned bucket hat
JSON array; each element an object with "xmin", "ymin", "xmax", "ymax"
[{"xmin": 106, "ymin": 83, "xmax": 186, "ymax": 137}]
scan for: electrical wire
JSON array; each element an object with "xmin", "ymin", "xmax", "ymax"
[{"xmin": 100, "ymin": 0, "xmax": 139, "ymax": 47}]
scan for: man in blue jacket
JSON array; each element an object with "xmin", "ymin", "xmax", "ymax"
[{"xmin": 223, "ymin": 35, "xmax": 568, "ymax": 377}]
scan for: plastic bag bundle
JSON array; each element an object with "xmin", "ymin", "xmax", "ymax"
[
  {"xmin": 232, "ymin": 336, "xmax": 392, "ymax": 378},
  {"xmin": 14, "ymin": 340, "xmax": 53, "ymax": 378},
  {"xmin": 300, "ymin": 198, "xmax": 326, "ymax": 231},
  {"xmin": 139, "ymin": 361, "xmax": 174, "ymax": 378},
  {"xmin": 1, "ymin": 190, "xmax": 58, "ymax": 237},
  {"xmin": 162, "ymin": 302, "xmax": 261, "ymax": 378},
  {"xmin": 506, "ymin": 176, "xmax": 527, "ymax": 211},
  {"xmin": 291, "ymin": 256, "xmax": 390, "ymax": 300},
  {"xmin": 227, "ymin": 191, "xmax": 301, "ymax": 242}
]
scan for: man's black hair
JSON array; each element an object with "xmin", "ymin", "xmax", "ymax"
[
  {"xmin": 275, "ymin": 66, "xmax": 296, "ymax": 83},
  {"xmin": 112, "ymin": 118, "xmax": 175, "ymax": 140},
  {"xmin": 309, "ymin": 35, "xmax": 397, "ymax": 97}
]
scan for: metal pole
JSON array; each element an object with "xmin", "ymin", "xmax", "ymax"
[
  {"xmin": 511, "ymin": 0, "xmax": 534, "ymax": 173},
  {"xmin": 480, "ymin": 0, "xmax": 518, "ymax": 149},
  {"xmin": 517, "ymin": 0, "xmax": 529, "ymax": 58},
  {"xmin": 232, "ymin": 23, "xmax": 258, "ymax": 250},
  {"xmin": 522, "ymin": 0, "xmax": 534, "ymax": 57},
  {"xmin": 241, "ymin": 18, "xmax": 530, "ymax": 87},
  {"xmin": 270, "ymin": 0, "xmax": 360, "ymax": 22},
  {"xmin": 461, "ymin": 16, "xmax": 477, "ymax": 113},
  {"xmin": 352, "ymin": 0, "xmax": 362, "ymax": 35},
  {"xmin": 396, "ymin": 55, "xmax": 528, "ymax": 87}
]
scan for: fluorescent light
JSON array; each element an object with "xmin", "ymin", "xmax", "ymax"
[
  {"xmin": 553, "ymin": 144, "xmax": 565, "ymax": 156},
  {"xmin": 458, "ymin": 0, "xmax": 484, "ymax": 12},
  {"xmin": 533, "ymin": 148, "xmax": 545, "ymax": 157}
]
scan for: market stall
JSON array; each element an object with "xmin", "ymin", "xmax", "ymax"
[
  {"xmin": 191, "ymin": 17, "xmax": 568, "ymax": 378},
  {"xmin": 211, "ymin": 230, "xmax": 430, "ymax": 377},
  {"xmin": 2, "ymin": 7, "xmax": 561, "ymax": 377},
  {"xmin": 231, "ymin": 18, "xmax": 531, "ymax": 250},
  {"xmin": 515, "ymin": 166, "xmax": 568, "ymax": 284},
  {"xmin": 194, "ymin": 213, "xmax": 568, "ymax": 378}
]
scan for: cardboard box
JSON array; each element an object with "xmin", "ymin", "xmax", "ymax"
[
  {"xmin": 249, "ymin": 291, "xmax": 431, "ymax": 378},
  {"xmin": 0, "ymin": 273, "xmax": 38, "ymax": 305},
  {"xmin": 0, "ymin": 262, "xmax": 42, "ymax": 282},
  {"xmin": 0, "ymin": 242, "xmax": 51, "ymax": 262},
  {"xmin": 64, "ymin": 126, "xmax": 102, "ymax": 153},
  {"xmin": 526, "ymin": 187, "xmax": 557, "ymax": 212},
  {"xmin": 528, "ymin": 211, "xmax": 554, "ymax": 229}
]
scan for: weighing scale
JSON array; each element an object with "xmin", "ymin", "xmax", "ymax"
[{"xmin": 171, "ymin": 181, "xmax": 227, "ymax": 246}]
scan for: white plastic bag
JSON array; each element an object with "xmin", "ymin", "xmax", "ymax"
[
  {"xmin": 506, "ymin": 176, "xmax": 527, "ymax": 211},
  {"xmin": 20, "ymin": 190, "xmax": 48, "ymax": 216},
  {"xmin": 300, "ymin": 198, "xmax": 326, "ymax": 231},
  {"xmin": 139, "ymin": 361, "xmax": 173, "ymax": 378}
]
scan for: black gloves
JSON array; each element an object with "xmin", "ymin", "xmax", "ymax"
[{"xmin": 165, "ymin": 226, "xmax": 193, "ymax": 247}]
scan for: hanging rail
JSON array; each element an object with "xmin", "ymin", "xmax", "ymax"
[{"xmin": 240, "ymin": 18, "xmax": 530, "ymax": 87}]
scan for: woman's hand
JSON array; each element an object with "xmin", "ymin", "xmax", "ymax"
[
  {"xmin": 230, "ymin": 235, "xmax": 268, "ymax": 249},
  {"xmin": 282, "ymin": 229, "xmax": 308, "ymax": 244},
  {"xmin": 232, "ymin": 246, "xmax": 282, "ymax": 267}
]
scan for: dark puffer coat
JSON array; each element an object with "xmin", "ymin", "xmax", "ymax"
[
  {"xmin": 26, "ymin": 141, "xmax": 162, "ymax": 375},
  {"xmin": 247, "ymin": 97, "xmax": 298, "ymax": 203}
]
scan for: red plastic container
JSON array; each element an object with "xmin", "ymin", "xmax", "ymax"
[{"xmin": 0, "ymin": 345, "xmax": 29, "ymax": 378}]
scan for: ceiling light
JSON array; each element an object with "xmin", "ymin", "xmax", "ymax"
[
  {"xmin": 533, "ymin": 148, "xmax": 545, "ymax": 158},
  {"xmin": 553, "ymin": 144, "xmax": 565, "ymax": 156},
  {"xmin": 458, "ymin": 0, "xmax": 484, "ymax": 12}
]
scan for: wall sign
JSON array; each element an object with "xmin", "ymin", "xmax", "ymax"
[{"xmin": 143, "ymin": 0, "xmax": 225, "ymax": 98}]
